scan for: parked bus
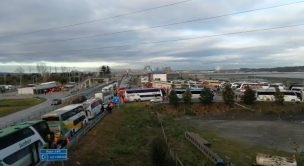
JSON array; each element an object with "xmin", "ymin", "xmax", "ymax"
[
  {"xmin": 83, "ymin": 98, "xmax": 102, "ymax": 120},
  {"xmin": 230, "ymin": 82, "xmax": 242, "ymax": 89},
  {"xmin": 238, "ymin": 83, "xmax": 261, "ymax": 92},
  {"xmin": 291, "ymin": 87, "xmax": 304, "ymax": 101},
  {"xmin": 41, "ymin": 104, "xmax": 87, "ymax": 145},
  {"xmin": 175, "ymin": 89, "xmax": 204, "ymax": 99},
  {"xmin": 268, "ymin": 83, "xmax": 285, "ymax": 90},
  {"xmin": 124, "ymin": 88, "xmax": 163, "ymax": 102},
  {"xmin": 0, "ymin": 120, "xmax": 53, "ymax": 166},
  {"xmin": 256, "ymin": 90, "xmax": 300, "ymax": 102}
]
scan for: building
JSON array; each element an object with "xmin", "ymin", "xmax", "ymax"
[
  {"xmin": 152, "ymin": 81, "xmax": 172, "ymax": 90},
  {"xmin": 17, "ymin": 81, "xmax": 59, "ymax": 95},
  {"xmin": 140, "ymin": 76, "xmax": 149, "ymax": 83},
  {"xmin": 18, "ymin": 87, "xmax": 35, "ymax": 95},
  {"xmin": 151, "ymin": 74, "xmax": 167, "ymax": 82}
]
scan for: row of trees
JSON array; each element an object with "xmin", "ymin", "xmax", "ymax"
[
  {"xmin": 169, "ymin": 87, "xmax": 214, "ymax": 106},
  {"xmin": 168, "ymin": 85, "xmax": 285, "ymax": 107}
]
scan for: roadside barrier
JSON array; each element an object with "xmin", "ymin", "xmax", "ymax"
[
  {"xmin": 185, "ymin": 131, "xmax": 233, "ymax": 166},
  {"xmin": 156, "ymin": 113, "xmax": 185, "ymax": 166}
]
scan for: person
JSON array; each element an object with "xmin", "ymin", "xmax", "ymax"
[
  {"xmin": 107, "ymin": 103, "xmax": 112, "ymax": 114},
  {"xmin": 101, "ymin": 104, "xmax": 105, "ymax": 113}
]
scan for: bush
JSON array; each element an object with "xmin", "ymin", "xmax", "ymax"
[
  {"xmin": 182, "ymin": 88, "xmax": 192, "ymax": 105},
  {"xmin": 169, "ymin": 90, "xmax": 179, "ymax": 107},
  {"xmin": 242, "ymin": 86, "xmax": 256, "ymax": 105},
  {"xmin": 200, "ymin": 88, "xmax": 214, "ymax": 105},
  {"xmin": 274, "ymin": 87, "xmax": 284, "ymax": 105},
  {"xmin": 223, "ymin": 85, "xmax": 235, "ymax": 107}
]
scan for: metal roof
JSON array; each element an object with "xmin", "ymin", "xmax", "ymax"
[{"xmin": 0, "ymin": 120, "xmax": 43, "ymax": 137}]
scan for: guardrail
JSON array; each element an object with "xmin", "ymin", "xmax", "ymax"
[
  {"xmin": 156, "ymin": 113, "xmax": 185, "ymax": 166},
  {"xmin": 185, "ymin": 131, "xmax": 232, "ymax": 166}
]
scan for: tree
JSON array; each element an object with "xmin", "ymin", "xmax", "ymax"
[
  {"xmin": 36, "ymin": 63, "xmax": 48, "ymax": 82},
  {"xmin": 169, "ymin": 89, "xmax": 179, "ymax": 106},
  {"xmin": 242, "ymin": 86, "xmax": 256, "ymax": 105},
  {"xmin": 105, "ymin": 66, "xmax": 111, "ymax": 74},
  {"xmin": 182, "ymin": 88, "xmax": 192, "ymax": 105},
  {"xmin": 274, "ymin": 87, "xmax": 284, "ymax": 105},
  {"xmin": 200, "ymin": 88, "xmax": 214, "ymax": 105},
  {"xmin": 99, "ymin": 65, "xmax": 107, "ymax": 76},
  {"xmin": 222, "ymin": 85, "xmax": 235, "ymax": 107},
  {"xmin": 15, "ymin": 66, "xmax": 24, "ymax": 86}
]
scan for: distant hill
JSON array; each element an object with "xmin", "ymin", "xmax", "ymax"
[{"xmin": 240, "ymin": 66, "xmax": 304, "ymax": 72}]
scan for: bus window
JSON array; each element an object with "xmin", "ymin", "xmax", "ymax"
[
  {"xmin": 32, "ymin": 121, "xmax": 51, "ymax": 142},
  {"xmin": 0, "ymin": 128, "xmax": 34, "ymax": 150}
]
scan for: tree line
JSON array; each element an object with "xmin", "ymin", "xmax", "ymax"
[{"xmin": 168, "ymin": 85, "xmax": 286, "ymax": 107}]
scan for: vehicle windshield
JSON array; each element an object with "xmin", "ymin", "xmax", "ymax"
[{"xmin": 1, "ymin": 1, "xmax": 304, "ymax": 165}]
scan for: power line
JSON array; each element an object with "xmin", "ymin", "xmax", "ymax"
[
  {"xmin": 1, "ymin": 23, "xmax": 303, "ymax": 56},
  {"xmin": 5, "ymin": 0, "xmax": 304, "ymax": 46},
  {"xmin": 0, "ymin": 0, "xmax": 193, "ymax": 38}
]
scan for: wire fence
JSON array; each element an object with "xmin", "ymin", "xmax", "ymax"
[{"xmin": 156, "ymin": 113, "xmax": 185, "ymax": 166}]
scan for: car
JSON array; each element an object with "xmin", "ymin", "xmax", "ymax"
[
  {"xmin": 150, "ymin": 98, "xmax": 163, "ymax": 103},
  {"xmin": 51, "ymin": 99, "xmax": 62, "ymax": 105}
]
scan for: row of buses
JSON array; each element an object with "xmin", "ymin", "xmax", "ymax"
[
  {"xmin": 123, "ymin": 86, "xmax": 304, "ymax": 103},
  {"xmin": 233, "ymin": 82, "xmax": 304, "ymax": 102},
  {"xmin": 0, "ymin": 90, "xmax": 113, "ymax": 166},
  {"xmin": 123, "ymin": 88, "xmax": 206, "ymax": 102}
]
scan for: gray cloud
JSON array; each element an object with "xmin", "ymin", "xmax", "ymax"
[{"xmin": 0, "ymin": 0, "xmax": 303, "ymax": 71}]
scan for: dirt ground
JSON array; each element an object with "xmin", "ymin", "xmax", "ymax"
[{"xmin": 184, "ymin": 118, "xmax": 304, "ymax": 153}]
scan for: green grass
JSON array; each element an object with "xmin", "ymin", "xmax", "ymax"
[
  {"xmin": 0, "ymin": 98, "xmax": 45, "ymax": 117},
  {"xmin": 63, "ymin": 103, "xmax": 298, "ymax": 166},
  {"xmin": 161, "ymin": 115, "xmax": 293, "ymax": 166},
  {"xmin": 64, "ymin": 103, "xmax": 162, "ymax": 166}
]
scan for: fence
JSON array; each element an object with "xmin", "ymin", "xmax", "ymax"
[
  {"xmin": 185, "ymin": 131, "xmax": 233, "ymax": 166},
  {"xmin": 156, "ymin": 113, "xmax": 185, "ymax": 166}
]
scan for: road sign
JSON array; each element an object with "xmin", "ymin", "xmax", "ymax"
[
  {"xmin": 40, "ymin": 149, "xmax": 68, "ymax": 161},
  {"xmin": 112, "ymin": 96, "xmax": 120, "ymax": 104}
]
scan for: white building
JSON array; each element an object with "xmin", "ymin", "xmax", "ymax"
[
  {"xmin": 18, "ymin": 87, "xmax": 34, "ymax": 95},
  {"xmin": 140, "ymin": 76, "xmax": 149, "ymax": 83},
  {"xmin": 152, "ymin": 74, "xmax": 167, "ymax": 82}
]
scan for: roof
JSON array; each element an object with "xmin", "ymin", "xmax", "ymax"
[
  {"xmin": 0, "ymin": 120, "xmax": 43, "ymax": 137},
  {"xmin": 42, "ymin": 104, "xmax": 82, "ymax": 117}
]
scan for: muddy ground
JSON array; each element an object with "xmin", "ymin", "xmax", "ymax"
[{"xmin": 182, "ymin": 117, "xmax": 304, "ymax": 153}]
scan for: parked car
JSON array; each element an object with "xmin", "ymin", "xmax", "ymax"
[
  {"xmin": 150, "ymin": 98, "xmax": 163, "ymax": 103},
  {"xmin": 51, "ymin": 99, "xmax": 62, "ymax": 105}
]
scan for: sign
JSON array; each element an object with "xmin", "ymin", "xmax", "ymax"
[
  {"xmin": 112, "ymin": 96, "xmax": 120, "ymax": 104},
  {"xmin": 40, "ymin": 149, "xmax": 68, "ymax": 161}
]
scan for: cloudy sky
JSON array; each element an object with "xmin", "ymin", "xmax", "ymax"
[{"xmin": 0, "ymin": 0, "xmax": 303, "ymax": 72}]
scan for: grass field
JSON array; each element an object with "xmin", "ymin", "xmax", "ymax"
[
  {"xmin": 60, "ymin": 103, "xmax": 210, "ymax": 166},
  {"xmin": 55, "ymin": 103, "xmax": 302, "ymax": 166},
  {"xmin": 0, "ymin": 98, "xmax": 45, "ymax": 117}
]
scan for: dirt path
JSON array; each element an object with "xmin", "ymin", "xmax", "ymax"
[{"xmin": 185, "ymin": 119, "xmax": 304, "ymax": 153}]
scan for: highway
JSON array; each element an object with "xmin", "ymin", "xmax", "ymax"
[{"xmin": 0, "ymin": 83, "xmax": 108, "ymax": 129}]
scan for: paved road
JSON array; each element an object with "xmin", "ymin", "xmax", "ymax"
[{"xmin": 0, "ymin": 83, "xmax": 108, "ymax": 129}]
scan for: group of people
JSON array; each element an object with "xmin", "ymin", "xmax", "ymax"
[{"xmin": 102, "ymin": 102, "xmax": 114, "ymax": 114}]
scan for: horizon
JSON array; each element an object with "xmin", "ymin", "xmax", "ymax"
[{"xmin": 1, "ymin": 0, "xmax": 304, "ymax": 72}]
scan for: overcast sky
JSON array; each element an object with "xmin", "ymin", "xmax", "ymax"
[{"xmin": 0, "ymin": 0, "xmax": 303, "ymax": 72}]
